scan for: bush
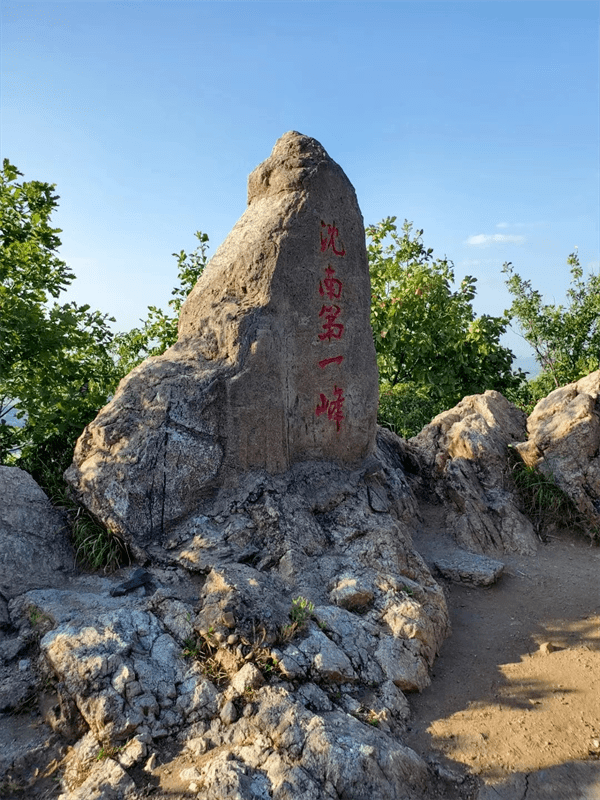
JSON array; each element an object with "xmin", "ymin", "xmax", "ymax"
[{"xmin": 377, "ymin": 382, "xmax": 444, "ymax": 439}]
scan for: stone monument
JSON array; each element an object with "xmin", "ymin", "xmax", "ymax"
[{"xmin": 65, "ymin": 132, "xmax": 379, "ymax": 555}]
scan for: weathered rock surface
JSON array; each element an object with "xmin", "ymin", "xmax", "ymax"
[
  {"xmin": 65, "ymin": 131, "xmax": 379, "ymax": 560},
  {"xmin": 1, "ymin": 420, "xmax": 451, "ymax": 797},
  {"xmin": 14, "ymin": 133, "xmax": 597, "ymax": 799},
  {"xmin": 410, "ymin": 391, "xmax": 538, "ymax": 555},
  {"xmin": 0, "ymin": 134, "xmax": 460, "ymax": 800},
  {"xmin": 516, "ymin": 370, "xmax": 600, "ymax": 537},
  {"xmin": 0, "ymin": 466, "xmax": 75, "ymax": 603}
]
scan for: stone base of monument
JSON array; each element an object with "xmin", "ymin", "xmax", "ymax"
[{"xmin": 5, "ymin": 426, "xmax": 454, "ymax": 800}]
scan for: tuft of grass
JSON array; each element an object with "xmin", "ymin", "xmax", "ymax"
[
  {"xmin": 289, "ymin": 596, "xmax": 314, "ymax": 626},
  {"xmin": 507, "ymin": 447, "xmax": 588, "ymax": 539},
  {"xmin": 277, "ymin": 596, "xmax": 315, "ymax": 643},
  {"xmin": 181, "ymin": 634, "xmax": 228, "ymax": 686},
  {"xmin": 71, "ymin": 507, "xmax": 131, "ymax": 573},
  {"xmin": 96, "ymin": 742, "xmax": 127, "ymax": 761}
]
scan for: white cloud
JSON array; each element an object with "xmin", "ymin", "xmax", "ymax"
[
  {"xmin": 495, "ymin": 221, "xmax": 548, "ymax": 229},
  {"xmin": 465, "ymin": 233, "xmax": 526, "ymax": 246}
]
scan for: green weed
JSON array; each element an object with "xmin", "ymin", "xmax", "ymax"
[
  {"xmin": 289, "ymin": 596, "xmax": 314, "ymax": 626},
  {"xmin": 96, "ymin": 742, "xmax": 126, "ymax": 761},
  {"xmin": 181, "ymin": 634, "xmax": 228, "ymax": 686},
  {"xmin": 507, "ymin": 447, "xmax": 588, "ymax": 539},
  {"xmin": 71, "ymin": 508, "xmax": 131, "ymax": 573}
]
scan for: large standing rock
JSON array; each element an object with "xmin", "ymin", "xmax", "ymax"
[
  {"xmin": 515, "ymin": 370, "xmax": 600, "ymax": 536},
  {"xmin": 65, "ymin": 132, "xmax": 379, "ymax": 557},
  {"xmin": 41, "ymin": 133, "xmax": 456, "ymax": 798},
  {"xmin": 410, "ymin": 391, "xmax": 538, "ymax": 555},
  {"xmin": 0, "ymin": 466, "xmax": 75, "ymax": 603}
]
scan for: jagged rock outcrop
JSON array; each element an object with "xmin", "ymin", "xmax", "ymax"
[
  {"xmin": 515, "ymin": 370, "xmax": 600, "ymax": 537},
  {"xmin": 65, "ymin": 131, "xmax": 379, "ymax": 562},
  {"xmin": 409, "ymin": 391, "xmax": 538, "ymax": 555},
  {"xmin": 5, "ymin": 423, "xmax": 450, "ymax": 798},
  {"xmin": 0, "ymin": 466, "xmax": 75, "ymax": 612}
]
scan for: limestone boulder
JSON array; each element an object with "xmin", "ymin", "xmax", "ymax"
[
  {"xmin": 0, "ymin": 466, "xmax": 75, "ymax": 602},
  {"xmin": 515, "ymin": 370, "xmax": 600, "ymax": 535},
  {"xmin": 65, "ymin": 131, "xmax": 379, "ymax": 560},
  {"xmin": 410, "ymin": 391, "xmax": 538, "ymax": 555}
]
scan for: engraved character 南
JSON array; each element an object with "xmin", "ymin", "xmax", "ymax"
[{"xmin": 319, "ymin": 266, "xmax": 343, "ymax": 300}]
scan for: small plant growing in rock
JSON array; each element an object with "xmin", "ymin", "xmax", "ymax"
[
  {"xmin": 181, "ymin": 634, "xmax": 228, "ymax": 687},
  {"xmin": 289, "ymin": 596, "xmax": 314, "ymax": 626},
  {"xmin": 71, "ymin": 507, "xmax": 131, "ymax": 573},
  {"xmin": 96, "ymin": 742, "xmax": 126, "ymax": 761},
  {"xmin": 28, "ymin": 605, "xmax": 44, "ymax": 625},
  {"xmin": 182, "ymin": 637, "xmax": 202, "ymax": 659},
  {"xmin": 507, "ymin": 447, "xmax": 587, "ymax": 538},
  {"xmin": 278, "ymin": 596, "xmax": 315, "ymax": 643}
]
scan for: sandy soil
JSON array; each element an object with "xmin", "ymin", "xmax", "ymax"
[{"xmin": 406, "ymin": 524, "xmax": 600, "ymax": 796}]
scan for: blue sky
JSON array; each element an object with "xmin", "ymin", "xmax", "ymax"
[{"xmin": 2, "ymin": 0, "xmax": 599, "ymax": 366}]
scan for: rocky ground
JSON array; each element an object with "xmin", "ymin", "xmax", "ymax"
[{"xmin": 2, "ymin": 520, "xmax": 598, "ymax": 800}]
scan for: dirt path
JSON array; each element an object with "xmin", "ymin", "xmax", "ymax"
[{"xmin": 407, "ymin": 525, "xmax": 600, "ymax": 798}]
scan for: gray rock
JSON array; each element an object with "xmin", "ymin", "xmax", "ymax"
[
  {"xmin": 410, "ymin": 391, "xmax": 538, "ymax": 555},
  {"xmin": 0, "ymin": 135, "xmax": 466, "ymax": 800},
  {"xmin": 0, "ymin": 466, "xmax": 75, "ymax": 600},
  {"xmin": 432, "ymin": 550, "xmax": 505, "ymax": 586},
  {"xmin": 65, "ymin": 132, "xmax": 379, "ymax": 558},
  {"xmin": 0, "ymin": 660, "xmax": 37, "ymax": 712},
  {"xmin": 516, "ymin": 369, "xmax": 600, "ymax": 537},
  {"xmin": 12, "ymin": 578, "xmax": 219, "ymax": 743},
  {"xmin": 57, "ymin": 757, "xmax": 136, "ymax": 800},
  {"xmin": 296, "ymin": 624, "xmax": 358, "ymax": 683},
  {"xmin": 220, "ymin": 699, "xmax": 238, "ymax": 725},
  {"xmin": 375, "ymin": 637, "xmax": 431, "ymax": 692},
  {"xmin": 329, "ymin": 572, "xmax": 374, "ymax": 609}
]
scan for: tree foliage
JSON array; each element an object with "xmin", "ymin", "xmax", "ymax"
[
  {"xmin": 0, "ymin": 159, "xmax": 208, "ymax": 493},
  {"xmin": 367, "ymin": 217, "xmax": 523, "ymax": 433},
  {"xmin": 0, "ymin": 159, "xmax": 116, "ymax": 488},
  {"xmin": 503, "ymin": 252, "xmax": 600, "ymax": 399}
]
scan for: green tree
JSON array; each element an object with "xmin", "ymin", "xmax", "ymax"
[
  {"xmin": 110, "ymin": 231, "xmax": 209, "ymax": 378},
  {"xmin": 0, "ymin": 160, "xmax": 116, "ymax": 490},
  {"xmin": 368, "ymin": 217, "xmax": 524, "ymax": 436},
  {"xmin": 503, "ymin": 252, "xmax": 600, "ymax": 399}
]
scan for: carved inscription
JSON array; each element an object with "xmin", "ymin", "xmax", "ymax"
[{"xmin": 315, "ymin": 220, "xmax": 346, "ymax": 431}]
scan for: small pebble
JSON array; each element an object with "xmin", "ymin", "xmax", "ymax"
[
  {"xmin": 144, "ymin": 753, "xmax": 158, "ymax": 772},
  {"xmin": 539, "ymin": 642, "xmax": 556, "ymax": 655},
  {"xmin": 221, "ymin": 612, "xmax": 236, "ymax": 628},
  {"xmin": 220, "ymin": 700, "xmax": 238, "ymax": 725}
]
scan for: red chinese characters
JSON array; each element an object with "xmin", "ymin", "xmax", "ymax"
[
  {"xmin": 320, "ymin": 221, "xmax": 346, "ymax": 256},
  {"xmin": 315, "ymin": 386, "xmax": 345, "ymax": 432},
  {"xmin": 319, "ymin": 266, "xmax": 343, "ymax": 300},
  {"xmin": 315, "ymin": 222, "xmax": 347, "ymax": 431},
  {"xmin": 318, "ymin": 356, "xmax": 343, "ymax": 369},
  {"xmin": 318, "ymin": 304, "xmax": 344, "ymax": 340}
]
